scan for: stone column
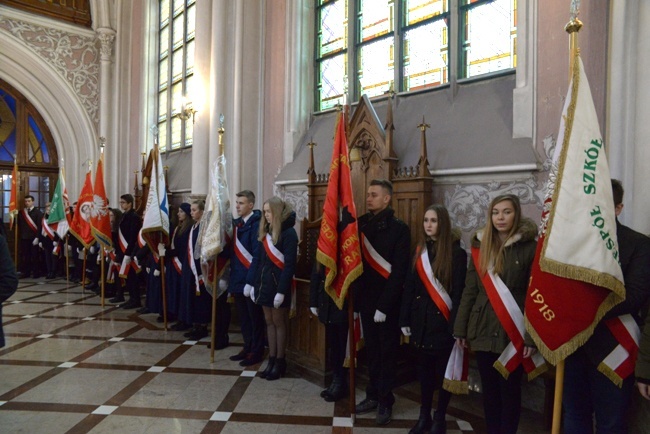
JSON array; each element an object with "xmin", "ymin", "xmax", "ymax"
[{"xmin": 96, "ymin": 26, "xmax": 116, "ymax": 197}]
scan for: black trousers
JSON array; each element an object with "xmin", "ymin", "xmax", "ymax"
[
  {"xmin": 214, "ymin": 292, "xmax": 231, "ymax": 345},
  {"xmin": 475, "ymin": 351, "xmax": 523, "ymax": 434},
  {"xmin": 233, "ymin": 293, "xmax": 265, "ymax": 355},
  {"xmin": 326, "ymin": 320, "xmax": 349, "ymax": 379},
  {"xmin": 19, "ymin": 238, "xmax": 41, "ymax": 276},
  {"xmin": 360, "ymin": 308, "xmax": 400, "ymax": 404},
  {"xmin": 416, "ymin": 347, "xmax": 452, "ymax": 413}
]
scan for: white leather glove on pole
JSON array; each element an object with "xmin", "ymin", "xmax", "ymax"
[
  {"xmin": 153, "ymin": 269, "xmax": 160, "ymax": 277},
  {"xmin": 310, "ymin": 307, "xmax": 319, "ymax": 316},
  {"xmin": 273, "ymin": 293, "xmax": 285, "ymax": 308},
  {"xmin": 374, "ymin": 310, "xmax": 387, "ymax": 323},
  {"xmin": 32, "ymin": 238, "xmax": 39, "ymax": 246},
  {"xmin": 218, "ymin": 279, "xmax": 228, "ymax": 292},
  {"xmin": 157, "ymin": 243, "xmax": 166, "ymax": 257},
  {"xmin": 243, "ymin": 284, "xmax": 253, "ymax": 298},
  {"xmin": 401, "ymin": 327, "xmax": 411, "ymax": 336}
]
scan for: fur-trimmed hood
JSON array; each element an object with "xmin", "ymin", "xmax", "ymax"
[{"xmin": 472, "ymin": 217, "xmax": 537, "ymax": 248}]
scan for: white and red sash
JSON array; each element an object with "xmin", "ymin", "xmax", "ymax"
[
  {"xmin": 234, "ymin": 226, "xmax": 253, "ymax": 269},
  {"xmin": 262, "ymin": 233, "xmax": 296, "ymax": 316},
  {"xmin": 118, "ymin": 255, "xmax": 141, "ymax": 278},
  {"xmin": 598, "ymin": 314, "xmax": 641, "ymax": 387},
  {"xmin": 42, "ymin": 217, "xmax": 56, "ymax": 240},
  {"xmin": 471, "ymin": 247, "xmax": 547, "ymax": 380},
  {"xmin": 415, "ymin": 246, "xmax": 452, "ymax": 320},
  {"xmin": 344, "ymin": 312, "xmax": 365, "ymax": 368},
  {"xmin": 170, "ymin": 228, "xmax": 183, "ymax": 274},
  {"xmin": 118, "ymin": 229, "xmax": 128, "ymax": 253},
  {"xmin": 53, "ymin": 242, "xmax": 61, "ymax": 255},
  {"xmin": 443, "ymin": 343, "xmax": 470, "ymax": 395},
  {"xmin": 361, "ymin": 233, "xmax": 391, "ymax": 279},
  {"xmin": 188, "ymin": 224, "xmax": 203, "ymax": 295},
  {"xmin": 22, "ymin": 209, "xmax": 38, "ymax": 233}
]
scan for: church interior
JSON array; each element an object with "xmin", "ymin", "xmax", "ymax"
[{"xmin": 1, "ymin": 0, "xmax": 649, "ymax": 433}]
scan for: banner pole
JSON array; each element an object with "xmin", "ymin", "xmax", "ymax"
[
  {"xmin": 348, "ymin": 288, "xmax": 356, "ymax": 423},
  {"xmin": 210, "ymin": 260, "xmax": 217, "ymax": 363},
  {"xmin": 14, "ymin": 217, "xmax": 18, "ymax": 269},
  {"xmin": 160, "ymin": 255, "xmax": 168, "ymax": 331},
  {"xmin": 100, "ymin": 249, "xmax": 105, "ymax": 307},
  {"xmin": 65, "ymin": 237, "xmax": 69, "ymax": 284},
  {"xmin": 82, "ymin": 248, "xmax": 87, "ymax": 292}
]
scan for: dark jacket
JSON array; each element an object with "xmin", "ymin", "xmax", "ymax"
[
  {"xmin": 227, "ymin": 210, "xmax": 262, "ymax": 295},
  {"xmin": 0, "ymin": 235, "xmax": 19, "ymax": 347},
  {"xmin": 584, "ymin": 220, "xmax": 650, "ymax": 367},
  {"xmin": 400, "ymin": 237, "xmax": 467, "ymax": 351},
  {"xmin": 453, "ymin": 218, "xmax": 537, "ymax": 353},
  {"xmin": 117, "ymin": 209, "xmax": 141, "ymax": 261},
  {"xmin": 356, "ymin": 207, "xmax": 410, "ymax": 316},
  {"xmin": 18, "ymin": 206, "xmax": 43, "ymax": 240},
  {"xmin": 250, "ymin": 211, "xmax": 298, "ymax": 308},
  {"xmin": 309, "ymin": 264, "xmax": 348, "ymax": 325},
  {"xmin": 637, "ymin": 311, "xmax": 650, "ymax": 383}
]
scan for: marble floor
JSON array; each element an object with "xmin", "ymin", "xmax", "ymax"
[{"xmin": 1, "ymin": 278, "xmax": 549, "ymax": 434}]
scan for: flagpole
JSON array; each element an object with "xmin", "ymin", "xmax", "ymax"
[
  {"xmin": 210, "ymin": 117, "xmax": 225, "ymax": 364},
  {"xmin": 100, "ymin": 248, "xmax": 105, "ymax": 308},
  {"xmin": 12, "ymin": 158, "xmax": 19, "ymax": 268},
  {"xmin": 551, "ymin": 4, "xmax": 583, "ymax": 434},
  {"xmin": 347, "ymin": 287, "xmax": 356, "ymax": 423},
  {"xmin": 65, "ymin": 237, "xmax": 70, "ymax": 284},
  {"xmin": 82, "ymin": 248, "xmax": 87, "ymax": 292}
]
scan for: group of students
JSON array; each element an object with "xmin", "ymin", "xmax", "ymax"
[
  {"xmin": 9, "ymin": 178, "xmax": 650, "ymax": 433},
  {"xmin": 310, "ymin": 179, "xmax": 650, "ymax": 434}
]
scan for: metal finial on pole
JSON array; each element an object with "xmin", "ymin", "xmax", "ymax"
[
  {"xmin": 99, "ymin": 136, "xmax": 106, "ymax": 154},
  {"xmin": 218, "ymin": 113, "xmax": 225, "ymax": 157},
  {"xmin": 565, "ymin": 1, "xmax": 582, "ymax": 79}
]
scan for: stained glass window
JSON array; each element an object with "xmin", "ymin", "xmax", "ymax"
[
  {"xmin": 0, "ymin": 89, "xmax": 17, "ymax": 162},
  {"xmin": 314, "ymin": 0, "xmax": 516, "ymax": 112},
  {"xmin": 157, "ymin": 0, "xmax": 196, "ymax": 152},
  {"xmin": 460, "ymin": 0, "xmax": 517, "ymax": 78},
  {"xmin": 316, "ymin": 0, "xmax": 348, "ymax": 110}
]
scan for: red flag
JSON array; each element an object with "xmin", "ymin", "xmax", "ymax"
[
  {"xmin": 69, "ymin": 169, "xmax": 95, "ymax": 248},
  {"xmin": 525, "ymin": 56, "xmax": 625, "ymax": 365},
  {"xmin": 90, "ymin": 154, "xmax": 113, "ymax": 249},
  {"xmin": 316, "ymin": 112, "xmax": 363, "ymax": 309},
  {"xmin": 8, "ymin": 161, "xmax": 17, "ymax": 230}
]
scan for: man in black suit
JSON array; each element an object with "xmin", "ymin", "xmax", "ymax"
[{"xmin": 17, "ymin": 195, "xmax": 43, "ymax": 278}]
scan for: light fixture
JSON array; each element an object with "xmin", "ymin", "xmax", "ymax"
[{"xmin": 176, "ymin": 97, "xmax": 197, "ymax": 123}]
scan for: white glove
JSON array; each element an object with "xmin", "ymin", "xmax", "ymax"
[
  {"xmin": 153, "ymin": 269, "xmax": 160, "ymax": 277},
  {"xmin": 218, "ymin": 279, "xmax": 228, "ymax": 291},
  {"xmin": 38, "ymin": 242, "xmax": 43, "ymax": 249},
  {"xmin": 310, "ymin": 307, "xmax": 319, "ymax": 316},
  {"xmin": 32, "ymin": 238, "xmax": 39, "ymax": 246},
  {"xmin": 401, "ymin": 327, "xmax": 411, "ymax": 336},
  {"xmin": 78, "ymin": 249, "xmax": 85, "ymax": 260},
  {"xmin": 157, "ymin": 243, "xmax": 166, "ymax": 257},
  {"xmin": 273, "ymin": 293, "xmax": 285, "ymax": 308},
  {"xmin": 53, "ymin": 241, "xmax": 58, "ymax": 248},
  {"xmin": 250, "ymin": 286, "xmax": 256, "ymax": 301},
  {"xmin": 89, "ymin": 245, "xmax": 97, "ymax": 254},
  {"xmin": 146, "ymin": 267, "xmax": 151, "ymax": 273},
  {"xmin": 374, "ymin": 310, "xmax": 387, "ymax": 323},
  {"xmin": 243, "ymin": 284, "xmax": 253, "ymax": 297},
  {"xmin": 133, "ymin": 256, "xmax": 139, "ymax": 267}
]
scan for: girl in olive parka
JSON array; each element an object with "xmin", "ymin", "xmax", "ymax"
[{"xmin": 453, "ymin": 194, "xmax": 537, "ymax": 434}]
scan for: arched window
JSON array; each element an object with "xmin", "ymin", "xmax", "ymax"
[
  {"xmin": 315, "ymin": 0, "xmax": 517, "ymax": 111},
  {"xmin": 0, "ymin": 79, "xmax": 59, "ymax": 221},
  {"xmin": 157, "ymin": 0, "xmax": 196, "ymax": 152}
]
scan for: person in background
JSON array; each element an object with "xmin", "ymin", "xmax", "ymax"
[
  {"xmin": 17, "ymin": 195, "xmax": 43, "ymax": 278},
  {"xmin": 354, "ymin": 179, "xmax": 410, "ymax": 425},
  {"xmin": 401, "ymin": 204, "xmax": 467, "ymax": 434},
  {"xmin": 454, "ymin": 194, "xmax": 537, "ymax": 434},
  {"xmin": 250, "ymin": 196, "xmax": 298, "ymax": 381},
  {"xmin": 39, "ymin": 202, "xmax": 59, "ymax": 280},
  {"xmin": 114, "ymin": 194, "xmax": 142, "ymax": 308},
  {"xmin": 168, "ymin": 203, "xmax": 192, "ymax": 330}
]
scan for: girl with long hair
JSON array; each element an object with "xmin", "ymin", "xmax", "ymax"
[
  {"xmin": 249, "ymin": 196, "xmax": 298, "ymax": 381},
  {"xmin": 400, "ymin": 204, "xmax": 467, "ymax": 434},
  {"xmin": 453, "ymin": 194, "xmax": 537, "ymax": 434},
  {"xmin": 167, "ymin": 203, "xmax": 192, "ymax": 328}
]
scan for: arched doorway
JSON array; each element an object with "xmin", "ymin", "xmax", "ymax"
[{"xmin": 1, "ymin": 79, "xmax": 59, "ymax": 255}]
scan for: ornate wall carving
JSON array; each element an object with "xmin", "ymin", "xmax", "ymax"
[{"xmin": 0, "ymin": 16, "xmax": 100, "ymax": 128}]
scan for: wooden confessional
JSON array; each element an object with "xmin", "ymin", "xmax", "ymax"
[{"xmin": 287, "ymin": 95, "xmax": 436, "ymax": 384}]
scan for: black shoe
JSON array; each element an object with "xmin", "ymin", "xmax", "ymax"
[
  {"xmin": 376, "ymin": 403, "xmax": 392, "ymax": 425},
  {"xmin": 259, "ymin": 357, "xmax": 276, "ymax": 378},
  {"xmin": 172, "ymin": 322, "xmax": 191, "ymax": 331},
  {"xmin": 85, "ymin": 282, "xmax": 99, "ymax": 290},
  {"xmin": 409, "ymin": 409, "xmax": 433, "ymax": 434},
  {"xmin": 430, "ymin": 410, "xmax": 446, "ymax": 434},
  {"xmin": 239, "ymin": 353, "xmax": 263, "ymax": 367},
  {"xmin": 186, "ymin": 327, "xmax": 208, "ymax": 341},
  {"xmin": 266, "ymin": 357, "xmax": 286, "ymax": 381},
  {"xmin": 229, "ymin": 350, "xmax": 247, "ymax": 361},
  {"xmin": 120, "ymin": 300, "xmax": 141, "ymax": 309},
  {"xmin": 46, "ymin": 273, "xmax": 56, "ymax": 280},
  {"xmin": 355, "ymin": 397, "xmax": 378, "ymax": 414},
  {"xmin": 156, "ymin": 315, "xmax": 164, "ymax": 323},
  {"xmin": 136, "ymin": 307, "xmax": 150, "ymax": 314},
  {"xmin": 323, "ymin": 374, "xmax": 347, "ymax": 402},
  {"xmin": 320, "ymin": 382, "xmax": 335, "ymax": 398},
  {"xmin": 109, "ymin": 296, "xmax": 125, "ymax": 304},
  {"xmin": 206, "ymin": 339, "xmax": 229, "ymax": 349}
]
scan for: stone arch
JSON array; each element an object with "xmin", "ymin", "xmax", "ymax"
[{"xmin": 0, "ymin": 32, "xmax": 96, "ymax": 195}]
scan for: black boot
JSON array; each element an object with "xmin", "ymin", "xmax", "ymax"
[
  {"xmin": 320, "ymin": 380, "xmax": 336, "ymax": 398},
  {"xmin": 323, "ymin": 372, "xmax": 348, "ymax": 402},
  {"xmin": 430, "ymin": 410, "xmax": 446, "ymax": 434},
  {"xmin": 259, "ymin": 357, "xmax": 276, "ymax": 379},
  {"xmin": 409, "ymin": 408, "xmax": 432, "ymax": 434},
  {"xmin": 266, "ymin": 357, "xmax": 286, "ymax": 381}
]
